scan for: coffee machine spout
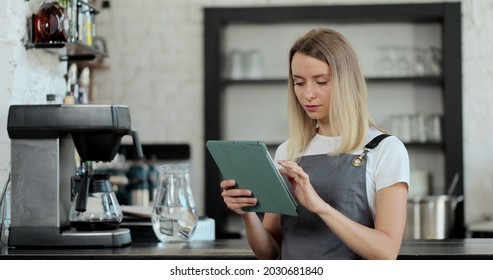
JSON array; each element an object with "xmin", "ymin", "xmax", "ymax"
[
  {"xmin": 130, "ymin": 130, "xmax": 144, "ymax": 159},
  {"xmin": 74, "ymin": 171, "xmax": 90, "ymax": 212}
]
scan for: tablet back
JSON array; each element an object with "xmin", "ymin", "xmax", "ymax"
[{"xmin": 206, "ymin": 140, "xmax": 298, "ymax": 216}]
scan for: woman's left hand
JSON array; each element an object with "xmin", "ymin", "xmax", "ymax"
[{"xmin": 278, "ymin": 160, "xmax": 327, "ymax": 214}]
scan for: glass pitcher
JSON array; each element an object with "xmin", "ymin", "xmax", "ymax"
[
  {"xmin": 152, "ymin": 163, "xmax": 198, "ymax": 242},
  {"xmin": 69, "ymin": 173, "xmax": 123, "ymax": 231}
]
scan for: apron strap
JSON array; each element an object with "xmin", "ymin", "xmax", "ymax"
[
  {"xmin": 364, "ymin": 133, "xmax": 391, "ymax": 150},
  {"xmin": 351, "ymin": 134, "xmax": 391, "ymax": 167}
]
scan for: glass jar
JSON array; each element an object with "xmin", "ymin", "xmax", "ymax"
[
  {"xmin": 152, "ymin": 163, "xmax": 198, "ymax": 242},
  {"xmin": 33, "ymin": 1, "xmax": 68, "ymax": 43}
]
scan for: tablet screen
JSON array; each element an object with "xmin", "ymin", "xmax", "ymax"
[{"xmin": 206, "ymin": 140, "xmax": 299, "ymax": 216}]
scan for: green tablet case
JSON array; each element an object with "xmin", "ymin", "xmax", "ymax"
[{"xmin": 206, "ymin": 140, "xmax": 299, "ymax": 216}]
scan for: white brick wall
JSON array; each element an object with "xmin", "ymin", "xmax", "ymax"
[
  {"xmin": 461, "ymin": 0, "xmax": 493, "ymax": 223},
  {"xmin": 0, "ymin": 0, "xmax": 67, "ymax": 193},
  {"xmin": 1, "ymin": 0, "xmax": 493, "ymax": 226}
]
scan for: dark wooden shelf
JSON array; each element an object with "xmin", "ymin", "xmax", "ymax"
[
  {"xmin": 62, "ymin": 41, "xmax": 108, "ymax": 61},
  {"xmin": 266, "ymin": 142, "xmax": 444, "ymax": 150},
  {"xmin": 26, "ymin": 41, "xmax": 108, "ymax": 61},
  {"xmin": 366, "ymin": 76, "xmax": 442, "ymax": 84},
  {"xmin": 222, "ymin": 76, "xmax": 442, "ymax": 86},
  {"xmin": 404, "ymin": 142, "xmax": 443, "ymax": 149},
  {"xmin": 223, "ymin": 78, "xmax": 288, "ymax": 86}
]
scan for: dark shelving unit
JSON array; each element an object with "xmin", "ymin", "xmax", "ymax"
[{"xmin": 204, "ymin": 3, "xmax": 463, "ymax": 238}]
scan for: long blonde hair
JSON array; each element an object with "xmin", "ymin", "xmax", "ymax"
[{"xmin": 286, "ymin": 28, "xmax": 380, "ymax": 160}]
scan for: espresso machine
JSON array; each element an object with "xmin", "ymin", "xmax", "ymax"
[{"xmin": 6, "ymin": 104, "xmax": 143, "ymax": 247}]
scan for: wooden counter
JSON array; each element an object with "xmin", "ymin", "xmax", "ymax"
[{"xmin": 2, "ymin": 238, "xmax": 493, "ymax": 259}]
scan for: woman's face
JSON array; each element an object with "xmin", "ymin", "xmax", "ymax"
[{"xmin": 291, "ymin": 52, "xmax": 332, "ymax": 124}]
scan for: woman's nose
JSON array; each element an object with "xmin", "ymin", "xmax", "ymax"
[{"xmin": 304, "ymin": 83, "xmax": 316, "ymax": 99}]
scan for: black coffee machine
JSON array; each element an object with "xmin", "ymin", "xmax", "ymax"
[{"xmin": 7, "ymin": 104, "xmax": 143, "ymax": 247}]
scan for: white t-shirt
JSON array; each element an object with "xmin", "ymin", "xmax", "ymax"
[{"xmin": 273, "ymin": 128, "xmax": 410, "ymax": 220}]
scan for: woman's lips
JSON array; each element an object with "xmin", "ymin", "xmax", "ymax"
[{"xmin": 305, "ymin": 105, "xmax": 320, "ymax": 112}]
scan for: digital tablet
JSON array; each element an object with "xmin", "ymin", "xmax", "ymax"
[{"xmin": 206, "ymin": 140, "xmax": 299, "ymax": 216}]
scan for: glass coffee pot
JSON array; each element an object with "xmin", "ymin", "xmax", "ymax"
[
  {"xmin": 152, "ymin": 163, "xmax": 198, "ymax": 242},
  {"xmin": 70, "ymin": 170, "xmax": 123, "ymax": 230}
]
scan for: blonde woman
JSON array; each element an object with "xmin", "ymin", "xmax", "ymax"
[{"xmin": 220, "ymin": 28, "xmax": 409, "ymax": 260}]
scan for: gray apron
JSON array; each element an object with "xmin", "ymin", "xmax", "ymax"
[{"xmin": 281, "ymin": 134, "xmax": 389, "ymax": 259}]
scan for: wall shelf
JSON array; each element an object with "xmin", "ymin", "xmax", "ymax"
[
  {"xmin": 26, "ymin": 0, "xmax": 107, "ymax": 61},
  {"xmin": 26, "ymin": 41, "xmax": 108, "ymax": 61}
]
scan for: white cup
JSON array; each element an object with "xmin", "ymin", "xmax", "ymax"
[
  {"xmin": 426, "ymin": 114, "xmax": 442, "ymax": 143},
  {"xmin": 227, "ymin": 50, "xmax": 244, "ymax": 80},
  {"xmin": 244, "ymin": 49, "xmax": 262, "ymax": 79}
]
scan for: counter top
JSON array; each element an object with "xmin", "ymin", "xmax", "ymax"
[
  {"xmin": 2, "ymin": 238, "xmax": 493, "ymax": 259},
  {"xmin": 398, "ymin": 239, "xmax": 493, "ymax": 259},
  {"xmin": 1, "ymin": 239, "xmax": 253, "ymax": 260}
]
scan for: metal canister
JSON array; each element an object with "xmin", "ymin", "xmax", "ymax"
[{"xmin": 404, "ymin": 195, "xmax": 463, "ymax": 240}]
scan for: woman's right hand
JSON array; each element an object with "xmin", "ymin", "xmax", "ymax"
[{"xmin": 220, "ymin": 179, "xmax": 257, "ymax": 215}]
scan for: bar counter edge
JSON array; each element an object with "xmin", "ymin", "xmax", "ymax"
[{"xmin": 2, "ymin": 238, "xmax": 493, "ymax": 260}]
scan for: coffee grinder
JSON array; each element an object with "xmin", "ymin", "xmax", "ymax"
[{"xmin": 6, "ymin": 104, "xmax": 143, "ymax": 247}]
